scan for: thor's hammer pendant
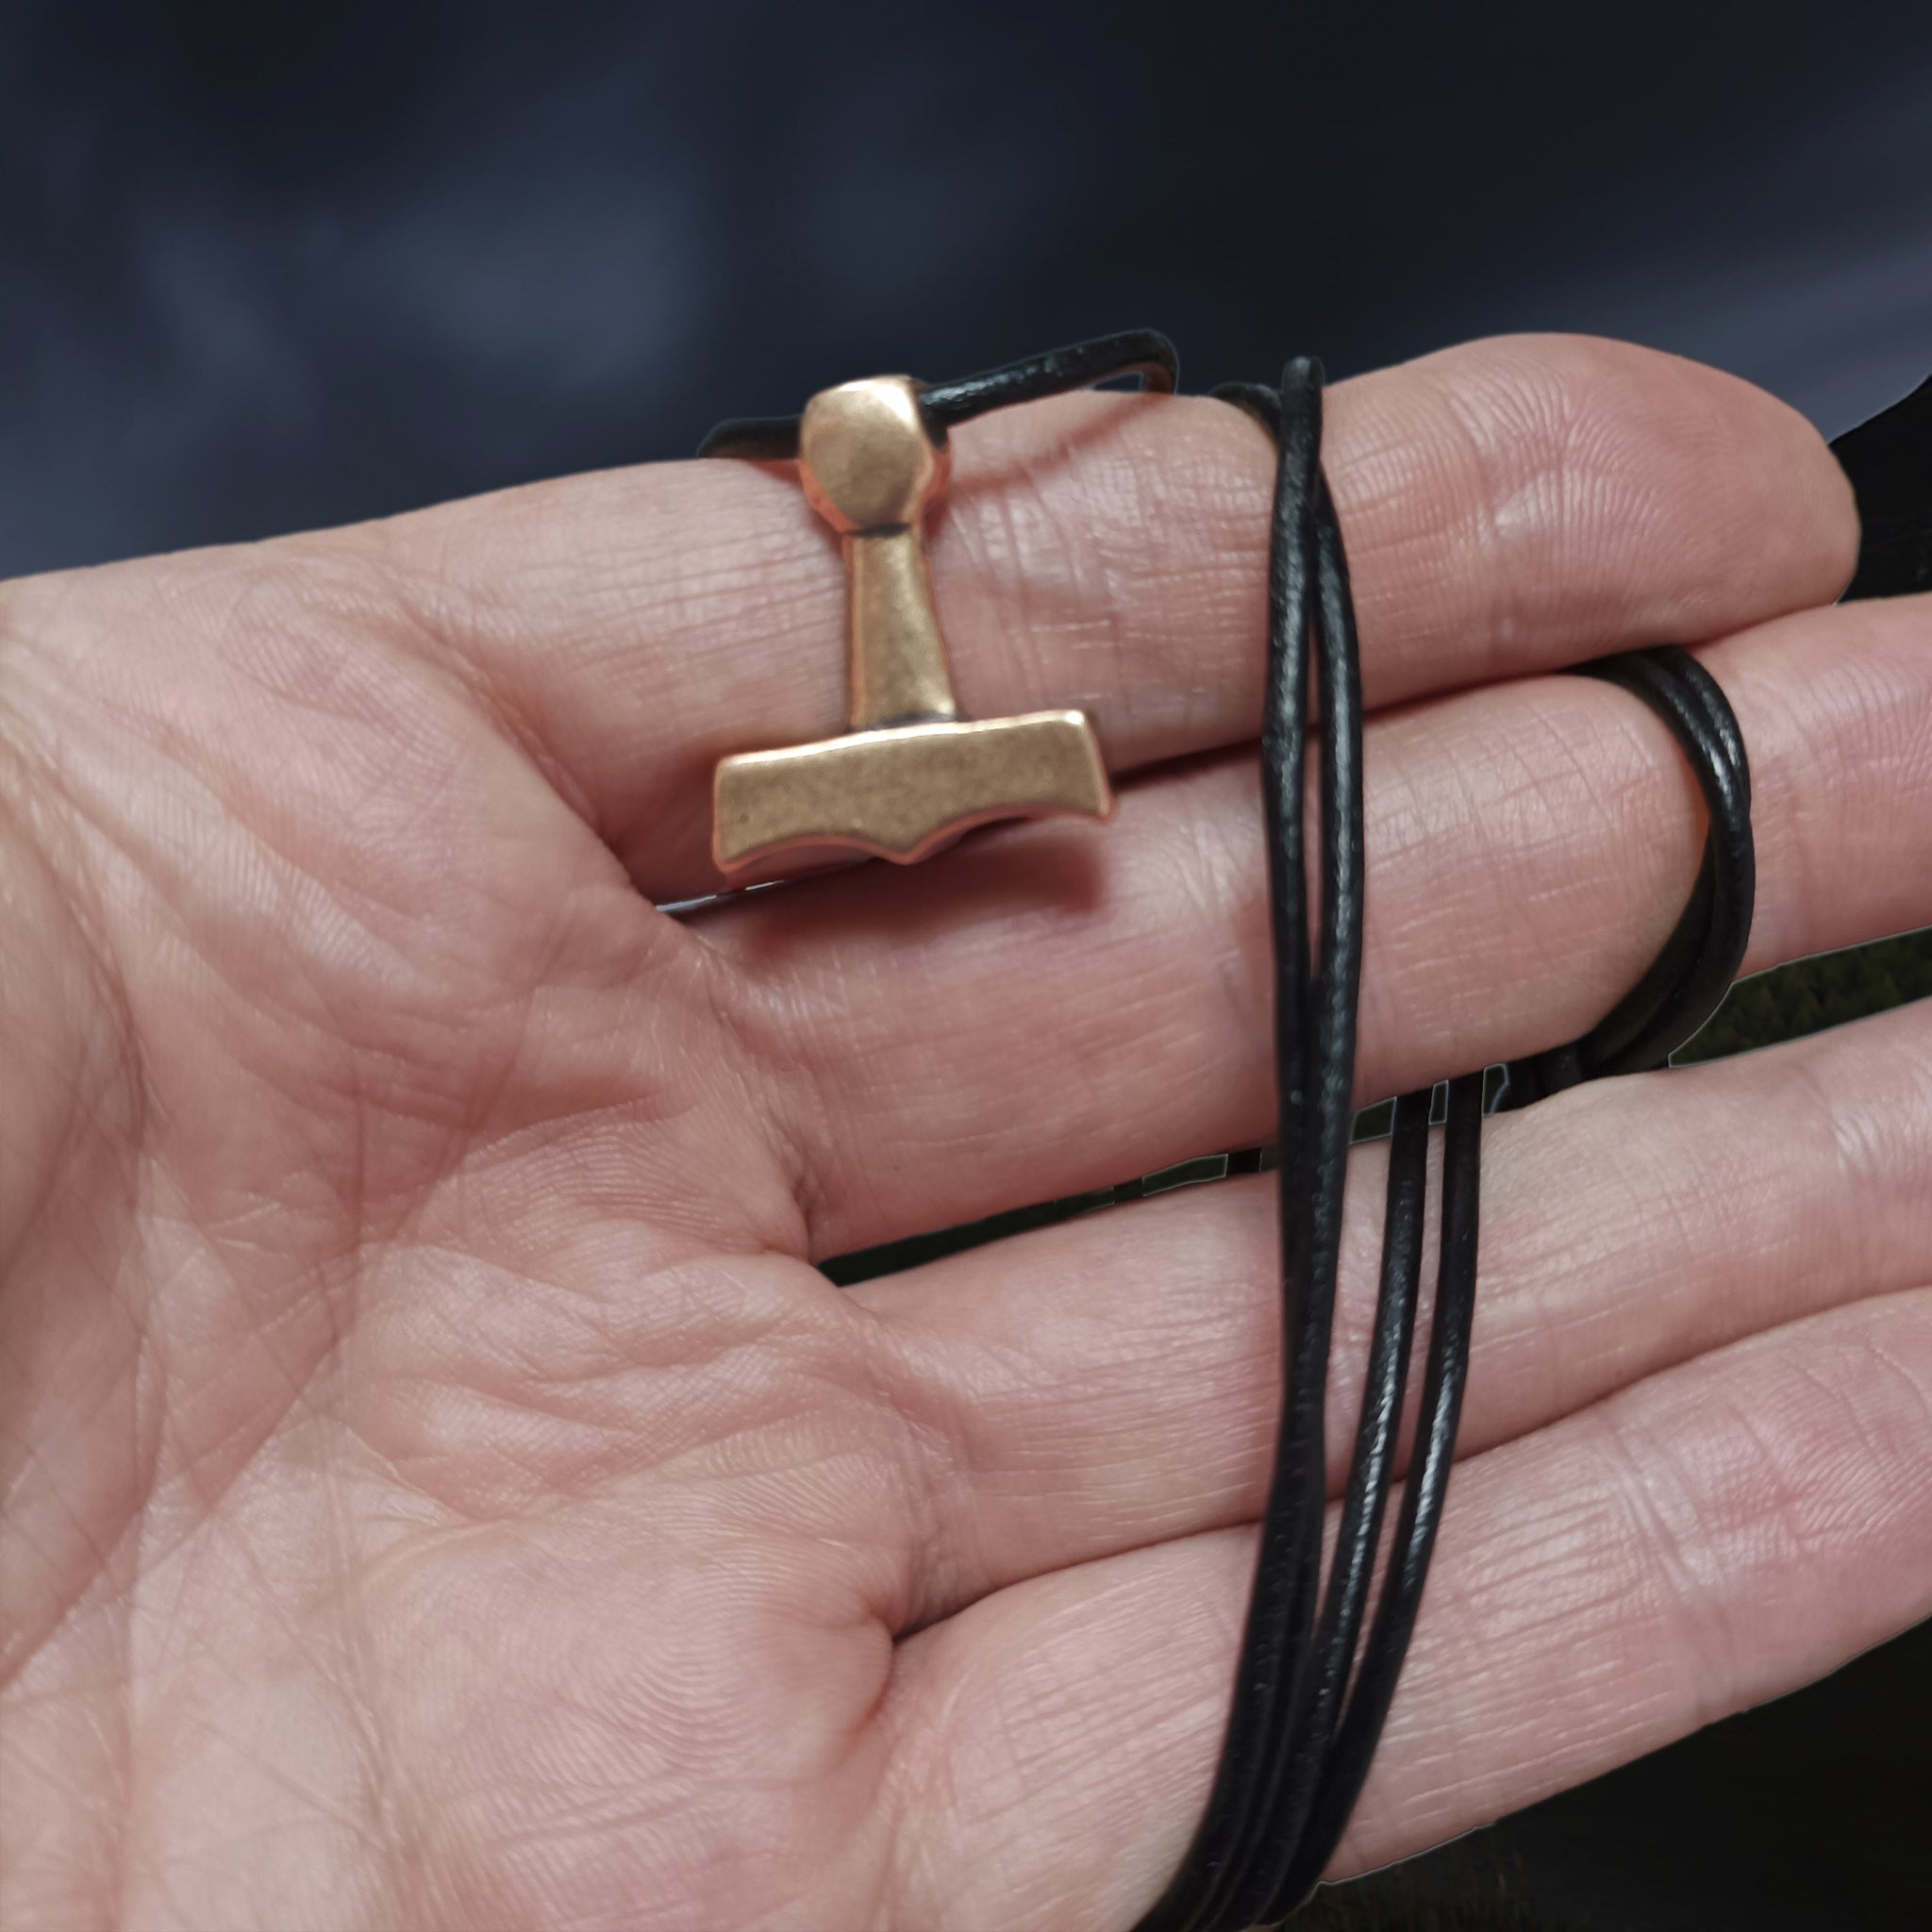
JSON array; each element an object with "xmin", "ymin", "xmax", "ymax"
[{"xmin": 711, "ymin": 375, "xmax": 1115, "ymax": 874}]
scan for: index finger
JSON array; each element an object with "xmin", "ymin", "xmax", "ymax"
[{"xmin": 308, "ymin": 334, "xmax": 1861, "ymax": 899}]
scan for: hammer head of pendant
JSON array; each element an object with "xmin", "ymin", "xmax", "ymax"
[{"xmin": 713, "ymin": 711, "xmax": 1113, "ymax": 874}]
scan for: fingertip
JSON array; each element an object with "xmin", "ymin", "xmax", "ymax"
[
  {"xmin": 1588, "ymin": 332, "xmax": 1862, "ymax": 619},
  {"xmin": 1333, "ymin": 334, "xmax": 1866, "ymax": 691},
  {"xmin": 1642, "ymin": 341, "xmax": 1863, "ymax": 623}
]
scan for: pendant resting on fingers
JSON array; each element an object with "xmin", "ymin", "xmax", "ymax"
[
  {"xmin": 709, "ymin": 369, "xmax": 1119, "ymax": 875},
  {"xmin": 700, "ymin": 331, "xmax": 1759, "ymax": 1928}
]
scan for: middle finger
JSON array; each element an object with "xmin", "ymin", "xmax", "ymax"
[{"xmin": 696, "ymin": 593, "xmax": 1932, "ymax": 1257}]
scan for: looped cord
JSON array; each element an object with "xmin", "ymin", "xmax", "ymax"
[
  {"xmin": 696, "ymin": 328, "xmax": 1177, "ymax": 459},
  {"xmin": 699, "ymin": 333, "xmax": 1757, "ymax": 1928}
]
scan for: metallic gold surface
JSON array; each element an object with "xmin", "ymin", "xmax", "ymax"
[
  {"xmin": 715, "ymin": 711, "xmax": 1112, "ymax": 871},
  {"xmin": 797, "ymin": 376, "xmax": 948, "ymax": 534},
  {"xmin": 712, "ymin": 373, "xmax": 1115, "ymax": 875},
  {"xmin": 845, "ymin": 528, "xmax": 957, "ymax": 728}
]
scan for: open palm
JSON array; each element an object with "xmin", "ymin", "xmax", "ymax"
[{"xmin": 4, "ymin": 335, "xmax": 1929, "ymax": 1932}]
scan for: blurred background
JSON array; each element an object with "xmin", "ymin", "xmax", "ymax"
[
  {"xmin": 4, "ymin": 1, "xmax": 1929, "ymax": 1924},
  {"xmin": 6, "ymin": 0, "xmax": 1932, "ymax": 578}
]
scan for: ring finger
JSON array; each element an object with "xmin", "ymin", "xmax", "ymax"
[{"xmin": 850, "ymin": 993, "xmax": 1932, "ymax": 1628}]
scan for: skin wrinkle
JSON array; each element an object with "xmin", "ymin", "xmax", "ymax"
[
  {"xmin": 939, "ymin": 430, "xmax": 1089, "ymax": 725},
  {"xmin": 412, "ymin": 1536, "xmax": 869, "ymax": 1930},
  {"xmin": 469, "ymin": 1283, "xmax": 819, "ymax": 1491},
  {"xmin": 364, "ymin": 522, "xmax": 614, "ymax": 840},
  {"xmin": 1427, "ymin": 362, "xmax": 1537, "ymax": 675},
  {"xmin": 1729, "ymin": 629, "xmax": 1932, "ymax": 951},
  {"xmin": 1771, "ymin": 1344, "xmax": 1930, "ymax": 1532},
  {"xmin": 1783, "ymin": 1042, "xmax": 1880, "ymax": 1274},
  {"xmin": 138, "ymin": 1244, "xmax": 354, "ymax": 1560},
  {"xmin": 710, "ymin": 1011, "xmax": 843, "ymax": 1257},
  {"xmin": 1741, "ymin": 643, "xmax": 1842, "ymax": 972},
  {"xmin": 837, "ymin": 1312, "xmax": 960, "ymax": 1639},
  {"xmin": 42, "ymin": 767, "xmax": 376, "ymax": 1105},
  {"xmin": 1747, "ymin": 616, "xmax": 1932, "ymax": 962},
  {"xmin": 879, "ymin": 1321, "xmax": 1121, "ymax": 1634},
  {"xmin": 360, "ymin": 1245, "xmax": 914, "ymax": 1624},
  {"xmin": 325, "ymin": 1444, "xmax": 434, "ymax": 1930},
  {"xmin": 0, "ymin": 772, "xmax": 150, "ymax": 1932},
  {"xmin": 29, "ymin": 720, "xmax": 480, "ymax": 1110},
  {"xmin": 392, "ymin": 458, "xmax": 853, "ymax": 861},
  {"xmin": 1576, "ymin": 1403, "xmax": 1730, "ymax": 1738},
  {"xmin": 0, "ymin": 1461, "xmax": 143, "ymax": 1755},
  {"xmin": 1679, "ymin": 1359, "xmax": 1872, "ymax": 1678},
  {"xmin": 1, "ymin": 1330, "xmax": 142, "ymax": 1575},
  {"xmin": 1505, "ymin": 1098, "xmax": 1737, "ymax": 1394},
  {"xmin": 1341, "ymin": 1298, "xmax": 1932, "ymax": 1877},
  {"xmin": 1163, "ymin": 782, "xmax": 1254, "ymax": 1040},
  {"xmin": 1335, "ymin": 422, "xmax": 1478, "ymax": 672},
  {"xmin": 139, "ymin": 563, "xmax": 502, "ymax": 961},
  {"xmin": 1413, "ymin": 713, "xmax": 1596, "ymax": 1005},
  {"xmin": 1064, "ymin": 413, "xmax": 1218, "ymax": 724},
  {"xmin": 299, "ymin": 1287, "xmax": 400, "ymax": 1932},
  {"xmin": 0, "ymin": 727, "xmax": 149, "ymax": 1268},
  {"xmin": 880, "ymin": 1573, "xmax": 1054, "ymax": 1920},
  {"xmin": 124, "ymin": 1144, "xmax": 434, "ymax": 1733},
  {"xmin": 124, "ymin": 1498, "xmax": 345, "ymax": 1921},
  {"xmin": 0, "ymin": 1153, "xmax": 148, "ymax": 1485},
  {"xmin": 678, "ymin": 920, "xmax": 823, "ymax": 1259}
]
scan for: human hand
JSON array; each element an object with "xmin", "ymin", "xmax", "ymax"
[{"xmin": 3, "ymin": 335, "xmax": 1926, "ymax": 1931}]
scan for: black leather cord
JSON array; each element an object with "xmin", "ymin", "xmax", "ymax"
[
  {"xmin": 696, "ymin": 327, "xmax": 1177, "ymax": 459},
  {"xmin": 699, "ymin": 332, "xmax": 1757, "ymax": 1929},
  {"xmin": 1129, "ymin": 361, "xmax": 1370, "ymax": 1932},
  {"xmin": 1145, "ymin": 361, "xmax": 1755, "ymax": 1932},
  {"xmin": 1501, "ymin": 648, "xmax": 1754, "ymax": 1109}
]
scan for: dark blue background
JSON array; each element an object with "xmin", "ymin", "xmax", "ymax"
[
  {"xmin": 4, "ymin": 4, "xmax": 1929, "ymax": 1924},
  {"xmin": 5, "ymin": 0, "xmax": 1931, "ymax": 577}
]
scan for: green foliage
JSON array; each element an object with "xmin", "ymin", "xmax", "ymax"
[{"xmin": 1674, "ymin": 925, "xmax": 1932, "ymax": 1061}]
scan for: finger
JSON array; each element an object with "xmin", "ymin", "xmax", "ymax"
[
  {"xmin": 704, "ymin": 594, "xmax": 1932, "ymax": 1257},
  {"xmin": 849, "ymin": 995, "xmax": 1932, "ymax": 1628},
  {"xmin": 875, "ymin": 1283, "xmax": 1932, "ymax": 1930},
  {"xmin": 349, "ymin": 334, "xmax": 1852, "ymax": 899}
]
